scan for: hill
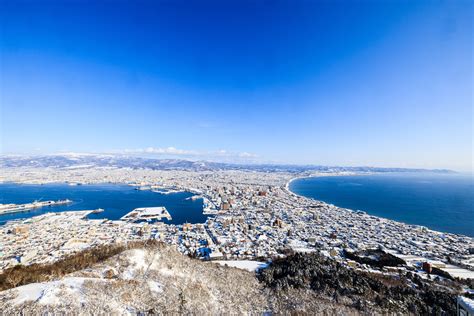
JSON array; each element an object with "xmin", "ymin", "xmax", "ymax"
[{"xmin": 0, "ymin": 242, "xmax": 466, "ymax": 315}]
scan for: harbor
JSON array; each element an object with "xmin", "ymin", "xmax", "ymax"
[
  {"xmin": 121, "ymin": 206, "xmax": 172, "ymax": 222},
  {"xmin": 0, "ymin": 168, "xmax": 472, "ymax": 282},
  {"xmin": 0, "ymin": 183, "xmax": 206, "ymax": 225},
  {"xmin": 0, "ymin": 199, "xmax": 72, "ymax": 215}
]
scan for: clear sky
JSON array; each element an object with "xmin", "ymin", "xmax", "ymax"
[{"xmin": 0, "ymin": 0, "xmax": 472, "ymax": 171}]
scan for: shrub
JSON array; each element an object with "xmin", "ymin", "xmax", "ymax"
[{"xmin": 0, "ymin": 239, "xmax": 161, "ymax": 291}]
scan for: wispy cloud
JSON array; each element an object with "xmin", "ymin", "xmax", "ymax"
[
  {"xmin": 238, "ymin": 152, "xmax": 258, "ymax": 158},
  {"xmin": 120, "ymin": 147, "xmax": 259, "ymax": 162},
  {"xmin": 124, "ymin": 147, "xmax": 198, "ymax": 156},
  {"xmin": 213, "ymin": 149, "xmax": 258, "ymax": 159}
]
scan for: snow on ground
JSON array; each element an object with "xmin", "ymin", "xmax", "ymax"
[
  {"xmin": 158, "ymin": 267, "xmax": 186, "ymax": 278},
  {"xmin": 11, "ymin": 283, "xmax": 46, "ymax": 305},
  {"xmin": 441, "ymin": 265, "xmax": 474, "ymax": 279},
  {"xmin": 127, "ymin": 249, "xmax": 148, "ymax": 270},
  {"xmin": 293, "ymin": 247, "xmax": 316, "ymax": 253},
  {"xmin": 0, "ymin": 246, "xmax": 271, "ymax": 314},
  {"xmin": 122, "ymin": 248, "xmax": 149, "ymax": 279},
  {"xmin": 147, "ymin": 280, "xmax": 163, "ymax": 293},
  {"xmin": 288, "ymin": 239, "xmax": 315, "ymax": 253},
  {"xmin": 62, "ymin": 164, "xmax": 95, "ymax": 169},
  {"xmin": 11, "ymin": 277, "xmax": 103, "ymax": 305},
  {"xmin": 213, "ymin": 260, "xmax": 268, "ymax": 272},
  {"xmin": 6, "ymin": 249, "xmax": 165, "ymax": 310}
]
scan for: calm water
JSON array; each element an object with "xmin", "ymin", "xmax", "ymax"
[
  {"xmin": 289, "ymin": 173, "xmax": 474, "ymax": 237},
  {"xmin": 0, "ymin": 183, "xmax": 207, "ymax": 225}
]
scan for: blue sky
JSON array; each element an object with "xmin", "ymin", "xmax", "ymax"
[{"xmin": 1, "ymin": 1, "xmax": 472, "ymax": 170}]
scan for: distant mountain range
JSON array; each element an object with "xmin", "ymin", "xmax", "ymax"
[{"xmin": 0, "ymin": 154, "xmax": 455, "ymax": 174}]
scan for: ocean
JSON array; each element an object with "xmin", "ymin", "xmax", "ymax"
[
  {"xmin": 289, "ymin": 173, "xmax": 474, "ymax": 237},
  {"xmin": 0, "ymin": 183, "xmax": 207, "ymax": 225}
]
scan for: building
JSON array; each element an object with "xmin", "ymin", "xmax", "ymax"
[
  {"xmin": 457, "ymin": 296, "xmax": 474, "ymax": 316},
  {"xmin": 221, "ymin": 201, "xmax": 230, "ymax": 210},
  {"xmin": 182, "ymin": 223, "xmax": 193, "ymax": 232},
  {"xmin": 12, "ymin": 226, "xmax": 29, "ymax": 235}
]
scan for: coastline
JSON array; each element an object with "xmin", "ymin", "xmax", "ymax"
[
  {"xmin": 0, "ymin": 182, "xmax": 208, "ymax": 226},
  {"xmin": 284, "ymin": 171, "xmax": 360, "ymax": 195},
  {"xmin": 286, "ymin": 173, "xmax": 474, "ymax": 238},
  {"xmin": 1, "ymin": 167, "xmax": 473, "ymax": 280}
]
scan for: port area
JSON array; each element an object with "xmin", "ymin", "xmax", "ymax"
[
  {"xmin": 129, "ymin": 183, "xmax": 187, "ymax": 194},
  {"xmin": 120, "ymin": 206, "xmax": 172, "ymax": 222},
  {"xmin": 0, "ymin": 199, "xmax": 72, "ymax": 215}
]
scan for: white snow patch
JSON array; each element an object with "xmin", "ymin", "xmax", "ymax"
[
  {"xmin": 11, "ymin": 283, "xmax": 45, "ymax": 305},
  {"xmin": 127, "ymin": 249, "xmax": 148, "ymax": 270},
  {"xmin": 147, "ymin": 280, "xmax": 163, "ymax": 294},
  {"xmin": 213, "ymin": 260, "xmax": 268, "ymax": 272},
  {"xmin": 441, "ymin": 265, "xmax": 474, "ymax": 280},
  {"xmin": 293, "ymin": 247, "xmax": 316, "ymax": 253},
  {"xmin": 288, "ymin": 239, "xmax": 312, "ymax": 251},
  {"xmin": 122, "ymin": 249, "xmax": 148, "ymax": 279},
  {"xmin": 158, "ymin": 268, "xmax": 186, "ymax": 278},
  {"xmin": 11, "ymin": 277, "xmax": 101, "ymax": 306},
  {"xmin": 62, "ymin": 164, "xmax": 94, "ymax": 169},
  {"xmin": 159, "ymin": 268, "xmax": 175, "ymax": 276}
]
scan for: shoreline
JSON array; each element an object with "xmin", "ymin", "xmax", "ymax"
[
  {"xmin": 1, "ymin": 168, "xmax": 473, "ymax": 278},
  {"xmin": 2, "ymin": 176, "xmax": 472, "ymax": 238},
  {"xmin": 0, "ymin": 182, "xmax": 209, "ymax": 227},
  {"xmin": 284, "ymin": 171, "xmax": 361, "ymax": 195},
  {"xmin": 286, "ymin": 173, "xmax": 473, "ymax": 239}
]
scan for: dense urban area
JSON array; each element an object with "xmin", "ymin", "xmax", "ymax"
[{"xmin": 0, "ymin": 158, "xmax": 473, "ymax": 313}]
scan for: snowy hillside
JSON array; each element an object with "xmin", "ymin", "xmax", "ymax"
[{"xmin": 0, "ymin": 246, "xmax": 274, "ymax": 314}]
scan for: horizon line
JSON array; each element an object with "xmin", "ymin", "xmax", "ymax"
[{"xmin": 0, "ymin": 151, "xmax": 467, "ymax": 173}]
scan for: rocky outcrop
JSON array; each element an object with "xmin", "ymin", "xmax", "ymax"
[{"xmin": 258, "ymin": 251, "xmax": 460, "ymax": 314}]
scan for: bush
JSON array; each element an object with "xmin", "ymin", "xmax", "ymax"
[
  {"xmin": 258, "ymin": 252, "xmax": 458, "ymax": 314},
  {"xmin": 0, "ymin": 239, "xmax": 161, "ymax": 291}
]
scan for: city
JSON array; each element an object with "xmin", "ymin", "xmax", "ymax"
[
  {"xmin": 1, "ymin": 0, "xmax": 472, "ymax": 313},
  {"xmin": 1, "ymin": 166, "xmax": 472, "ymax": 282}
]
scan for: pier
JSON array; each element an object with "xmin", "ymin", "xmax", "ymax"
[
  {"xmin": 121, "ymin": 206, "xmax": 172, "ymax": 222},
  {"xmin": 0, "ymin": 199, "xmax": 72, "ymax": 215}
]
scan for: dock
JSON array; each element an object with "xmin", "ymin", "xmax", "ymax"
[
  {"xmin": 0, "ymin": 199, "xmax": 72, "ymax": 215},
  {"xmin": 121, "ymin": 206, "xmax": 172, "ymax": 222}
]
